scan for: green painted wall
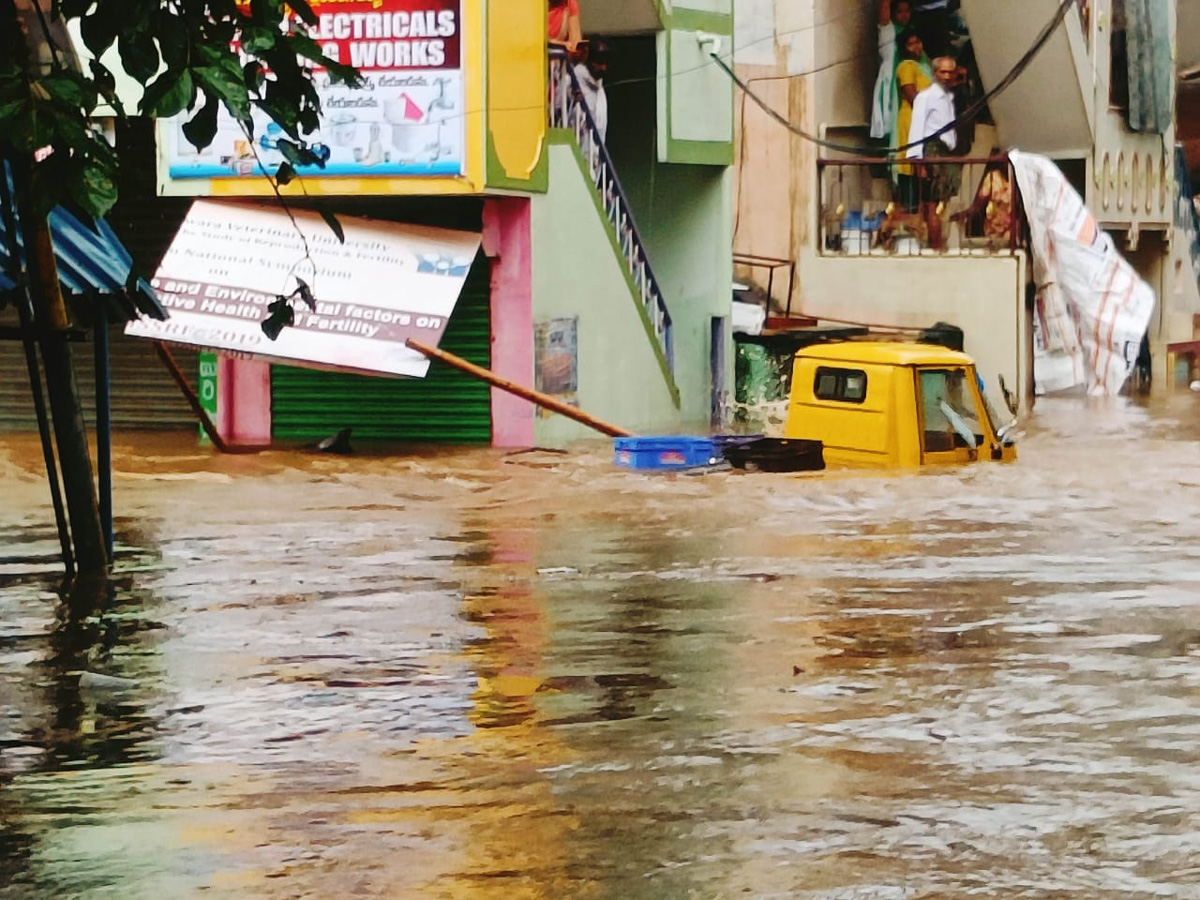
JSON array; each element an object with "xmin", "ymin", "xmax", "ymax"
[
  {"xmin": 531, "ymin": 143, "xmax": 682, "ymax": 445},
  {"xmin": 528, "ymin": 35, "xmax": 733, "ymax": 446},
  {"xmin": 656, "ymin": 6, "xmax": 734, "ymax": 164},
  {"xmin": 606, "ymin": 37, "xmax": 733, "ymax": 430}
]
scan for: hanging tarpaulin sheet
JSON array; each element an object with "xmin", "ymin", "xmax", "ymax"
[
  {"xmin": 124, "ymin": 200, "xmax": 481, "ymax": 378},
  {"xmin": 1010, "ymin": 150, "xmax": 1155, "ymax": 396},
  {"xmin": 164, "ymin": 0, "xmax": 464, "ymax": 180}
]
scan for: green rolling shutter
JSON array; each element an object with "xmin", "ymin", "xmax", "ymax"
[{"xmin": 270, "ymin": 252, "xmax": 493, "ymax": 445}]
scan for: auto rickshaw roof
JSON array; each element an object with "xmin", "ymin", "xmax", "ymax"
[{"xmin": 796, "ymin": 341, "xmax": 976, "ymax": 368}]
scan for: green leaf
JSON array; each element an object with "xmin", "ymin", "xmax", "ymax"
[
  {"xmin": 240, "ymin": 24, "xmax": 277, "ymax": 56},
  {"xmin": 261, "ymin": 297, "xmax": 295, "ymax": 340},
  {"xmin": 243, "ymin": 61, "xmax": 265, "ymax": 94},
  {"xmin": 181, "ymin": 95, "xmax": 219, "ymax": 150},
  {"xmin": 193, "ymin": 63, "xmax": 251, "ymax": 124},
  {"xmin": 275, "ymin": 161, "xmax": 296, "ymax": 184},
  {"xmin": 285, "ymin": 0, "xmax": 318, "ymax": 27},
  {"xmin": 70, "ymin": 153, "xmax": 119, "ymax": 219},
  {"xmin": 248, "ymin": 0, "xmax": 282, "ymax": 22},
  {"xmin": 0, "ymin": 97, "xmax": 30, "ymax": 133},
  {"xmin": 322, "ymin": 57, "xmax": 363, "ymax": 87},
  {"xmin": 89, "ymin": 59, "xmax": 116, "ymax": 95},
  {"xmin": 117, "ymin": 27, "xmax": 161, "ymax": 83},
  {"xmin": 79, "ymin": 6, "xmax": 119, "ymax": 57},
  {"xmin": 156, "ymin": 15, "xmax": 191, "ymax": 70},
  {"xmin": 258, "ymin": 83, "xmax": 301, "ymax": 138},
  {"xmin": 47, "ymin": 107, "xmax": 92, "ymax": 148},
  {"xmin": 276, "ymin": 138, "xmax": 304, "ymax": 165},
  {"xmin": 37, "ymin": 73, "xmax": 94, "ymax": 112},
  {"xmin": 142, "ymin": 69, "xmax": 196, "ymax": 119},
  {"xmin": 319, "ymin": 209, "xmax": 345, "ymax": 244},
  {"xmin": 288, "ymin": 32, "xmax": 364, "ymax": 87}
]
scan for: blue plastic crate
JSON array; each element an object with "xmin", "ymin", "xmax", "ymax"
[{"xmin": 614, "ymin": 436, "xmax": 715, "ymax": 470}]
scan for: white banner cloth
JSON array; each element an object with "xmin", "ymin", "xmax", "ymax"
[{"xmin": 1010, "ymin": 150, "xmax": 1154, "ymax": 396}]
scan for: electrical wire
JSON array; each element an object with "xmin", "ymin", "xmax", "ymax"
[{"xmin": 709, "ymin": 0, "xmax": 1078, "ymax": 157}]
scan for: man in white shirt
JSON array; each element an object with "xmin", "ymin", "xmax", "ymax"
[
  {"xmin": 574, "ymin": 40, "xmax": 609, "ymax": 142},
  {"xmin": 906, "ymin": 56, "xmax": 961, "ymax": 249}
]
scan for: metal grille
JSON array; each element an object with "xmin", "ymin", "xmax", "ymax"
[{"xmin": 269, "ymin": 252, "xmax": 493, "ymax": 445}]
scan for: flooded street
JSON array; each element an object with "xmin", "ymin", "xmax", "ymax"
[{"xmin": 4, "ymin": 395, "xmax": 1200, "ymax": 899}]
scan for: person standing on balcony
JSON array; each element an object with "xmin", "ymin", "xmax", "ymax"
[
  {"xmin": 871, "ymin": 0, "xmax": 914, "ymax": 141},
  {"xmin": 891, "ymin": 29, "xmax": 932, "ymax": 212},
  {"xmin": 951, "ymin": 159, "xmax": 1013, "ymax": 248},
  {"xmin": 574, "ymin": 40, "xmax": 609, "ymax": 141},
  {"xmin": 548, "ymin": 0, "xmax": 583, "ymax": 54},
  {"xmin": 548, "ymin": 0, "xmax": 583, "ymax": 128},
  {"xmin": 907, "ymin": 55, "xmax": 961, "ymax": 249}
]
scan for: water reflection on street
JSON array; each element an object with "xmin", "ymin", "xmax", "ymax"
[{"xmin": 4, "ymin": 394, "xmax": 1200, "ymax": 898}]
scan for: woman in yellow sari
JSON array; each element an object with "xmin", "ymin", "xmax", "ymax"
[{"xmin": 891, "ymin": 29, "xmax": 932, "ymax": 212}]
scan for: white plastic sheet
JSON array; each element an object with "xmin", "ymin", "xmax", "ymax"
[{"xmin": 1010, "ymin": 150, "xmax": 1155, "ymax": 396}]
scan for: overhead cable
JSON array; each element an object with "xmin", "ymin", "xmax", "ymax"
[{"xmin": 708, "ymin": 0, "xmax": 1078, "ymax": 156}]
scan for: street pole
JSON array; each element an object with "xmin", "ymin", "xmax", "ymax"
[
  {"xmin": 13, "ymin": 167, "xmax": 108, "ymax": 575},
  {"xmin": 3, "ymin": 0, "xmax": 106, "ymax": 576}
]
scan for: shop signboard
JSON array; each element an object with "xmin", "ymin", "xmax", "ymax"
[
  {"xmin": 165, "ymin": 0, "xmax": 465, "ymax": 180},
  {"xmin": 197, "ymin": 351, "xmax": 218, "ymax": 442},
  {"xmin": 125, "ymin": 200, "xmax": 481, "ymax": 378}
]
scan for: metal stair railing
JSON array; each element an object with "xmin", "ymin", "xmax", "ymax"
[{"xmin": 549, "ymin": 48, "xmax": 673, "ymax": 372}]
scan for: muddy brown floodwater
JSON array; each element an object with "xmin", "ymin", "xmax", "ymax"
[{"xmin": 3, "ymin": 394, "xmax": 1200, "ymax": 899}]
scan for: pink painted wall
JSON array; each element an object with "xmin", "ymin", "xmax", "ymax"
[
  {"xmin": 482, "ymin": 196, "xmax": 535, "ymax": 447},
  {"xmin": 216, "ymin": 356, "xmax": 272, "ymax": 448}
]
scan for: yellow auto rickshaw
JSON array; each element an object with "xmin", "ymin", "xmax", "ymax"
[{"xmin": 783, "ymin": 341, "xmax": 1018, "ymax": 467}]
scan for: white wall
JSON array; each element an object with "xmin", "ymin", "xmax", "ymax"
[
  {"xmin": 795, "ymin": 253, "xmax": 1031, "ymax": 408},
  {"xmin": 960, "ymin": 0, "xmax": 1093, "ymax": 155}
]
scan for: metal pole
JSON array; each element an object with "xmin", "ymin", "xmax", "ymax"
[
  {"xmin": 94, "ymin": 303, "xmax": 113, "ymax": 560},
  {"xmin": 787, "ymin": 261, "xmax": 796, "ymax": 317},
  {"xmin": 18, "ymin": 303, "xmax": 75, "ymax": 574},
  {"xmin": 152, "ymin": 341, "xmax": 244, "ymax": 453}
]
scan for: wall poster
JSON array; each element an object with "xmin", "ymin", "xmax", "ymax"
[{"xmin": 534, "ymin": 317, "xmax": 579, "ymax": 416}]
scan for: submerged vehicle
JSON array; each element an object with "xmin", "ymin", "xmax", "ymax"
[{"xmin": 783, "ymin": 341, "xmax": 1018, "ymax": 467}]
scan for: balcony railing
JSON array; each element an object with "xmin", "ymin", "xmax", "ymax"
[
  {"xmin": 817, "ymin": 155, "xmax": 1024, "ymax": 258},
  {"xmin": 549, "ymin": 47, "xmax": 673, "ymax": 371}
]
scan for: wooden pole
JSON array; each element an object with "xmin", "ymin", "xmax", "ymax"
[
  {"xmin": 405, "ymin": 339, "xmax": 633, "ymax": 438},
  {"xmin": 15, "ymin": 180, "xmax": 108, "ymax": 574},
  {"xmin": 152, "ymin": 342, "xmax": 246, "ymax": 454},
  {"xmin": 5, "ymin": 0, "xmax": 105, "ymax": 577}
]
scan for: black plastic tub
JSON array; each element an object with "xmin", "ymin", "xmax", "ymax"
[
  {"xmin": 722, "ymin": 437, "xmax": 825, "ymax": 472},
  {"xmin": 711, "ymin": 434, "xmax": 765, "ymax": 459}
]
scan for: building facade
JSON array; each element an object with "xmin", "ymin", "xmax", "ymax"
[{"xmin": 731, "ymin": 0, "xmax": 1196, "ymax": 405}]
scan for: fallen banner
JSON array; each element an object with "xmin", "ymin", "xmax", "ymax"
[{"xmin": 125, "ymin": 200, "xmax": 480, "ymax": 378}]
